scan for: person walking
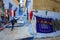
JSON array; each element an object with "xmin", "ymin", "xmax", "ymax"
[{"xmin": 11, "ymin": 17, "xmax": 17, "ymax": 31}]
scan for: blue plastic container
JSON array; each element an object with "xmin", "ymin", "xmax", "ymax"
[{"xmin": 36, "ymin": 16, "xmax": 54, "ymax": 33}]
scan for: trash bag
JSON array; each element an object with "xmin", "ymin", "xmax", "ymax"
[{"xmin": 0, "ymin": 17, "xmax": 2, "ymax": 23}]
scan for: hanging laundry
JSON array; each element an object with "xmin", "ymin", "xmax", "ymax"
[
  {"xmin": 0, "ymin": 17, "xmax": 2, "ymax": 23},
  {"xmin": 7, "ymin": 9, "xmax": 10, "ymax": 22},
  {"xmin": 9, "ymin": 2, "xmax": 15, "ymax": 22},
  {"xmin": 29, "ymin": 10, "xmax": 33, "ymax": 22},
  {"xmin": 27, "ymin": 7, "xmax": 28, "ymax": 20},
  {"xmin": 24, "ymin": 0, "xmax": 27, "ymax": 12},
  {"xmin": 9, "ymin": 2, "xmax": 14, "ymax": 17},
  {"xmin": 9, "ymin": 3, "xmax": 13, "ymax": 9},
  {"xmin": 14, "ymin": 10, "xmax": 16, "ymax": 17},
  {"xmin": 0, "ymin": 9, "xmax": 2, "ymax": 16},
  {"xmin": 4, "ymin": 9, "xmax": 9, "ymax": 24},
  {"xmin": 19, "ymin": 7, "xmax": 23, "ymax": 15},
  {"xmin": 1, "ymin": 7, "xmax": 4, "ymax": 16},
  {"xmin": 1, "ymin": 6, "xmax": 5, "ymax": 23},
  {"xmin": 4, "ymin": 9, "xmax": 8, "ymax": 17},
  {"xmin": 1, "ymin": 4, "xmax": 4, "ymax": 23},
  {"xmin": 14, "ymin": 7, "xmax": 17, "ymax": 16},
  {"xmin": 10, "ymin": 9, "xmax": 14, "ymax": 17}
]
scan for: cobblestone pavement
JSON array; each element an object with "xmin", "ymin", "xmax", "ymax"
[
  {"xmin": 0, "ymin": 23, "xmax": 60, "ymax": 40},
  {"xmin": 0, "ymin": 25, "xmax": 33, "ymax": 40}
]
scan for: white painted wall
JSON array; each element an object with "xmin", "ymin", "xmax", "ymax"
[
  {"xmin": 33, "ymin": 10, "xmax": 60, "ymax": 20},
  {"xmin": 47, "ymin": 11, "xmax": 60, "ymax": 20}
]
